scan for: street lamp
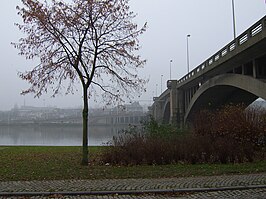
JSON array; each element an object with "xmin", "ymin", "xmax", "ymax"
[
  {"xmin": 186, "ymin": 34, "xmax": 191, "ymax": 73},
  {"xmin": 231, "ymin": 0, "xmax": 236, "ymax": 39},
  {"xmin": 161, "ymin": 75, "xmax": 163, "ymax": 93},
  {"xmin": 170, "ymin": 60, "xmax": 173, "ymax": 80},
  {"xmin": 156, "ymin": 84, "xmax": 158, "ymax": 97}
]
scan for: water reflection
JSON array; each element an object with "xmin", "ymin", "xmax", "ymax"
[{"xmin": 0, "ymin": 124, "xmax": 121, "ymax": 146}]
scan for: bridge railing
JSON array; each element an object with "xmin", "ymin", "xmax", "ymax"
[{"xmin": 178, "ymin": 15, "xmax": 266, "ymax": 84}]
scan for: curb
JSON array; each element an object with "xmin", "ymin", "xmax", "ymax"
[{"xmin": 1, "ymin": 185, "xmax": 266, "ymax": 197}]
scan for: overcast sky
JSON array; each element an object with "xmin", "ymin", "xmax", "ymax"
[{"xmin": 0, "ymin": 1, "xmax": 265, "ymax": 110}]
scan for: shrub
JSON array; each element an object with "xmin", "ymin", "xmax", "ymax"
[
  {"xmin": 101, "ymin": 105, "xmax": 266, "ymax": 165},
  {"xmin": 193, "ymin": 104, "xmax": 266, "ymax": 162},
  {"xmin": 101, "ymin": 121, "xmax": 185, "ymax": 165}
]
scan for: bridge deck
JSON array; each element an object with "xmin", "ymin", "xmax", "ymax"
[
  {"xmin": 152, "ymin": 15, "xmax": 266, "ymax": 126},
  {"xmin": 177, "ymin": 15, "xmax": 266, "ymax": 89}
]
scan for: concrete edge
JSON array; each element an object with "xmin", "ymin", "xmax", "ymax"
[{"xmin": 1, "ymin": 185, "xmax": 266, "ymax": 197}]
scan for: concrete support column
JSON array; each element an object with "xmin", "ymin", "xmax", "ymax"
[
  {"xmin": 192, "ymin": 86, "xmax": 196, "ymax": 96},
  {"xmin": 189, "ymin": 88, "xmax": 192, "ymax": 103},
  {"xmin": 169, "ymin": 80, "xmax": 178, "ymax": 125},
  {"xmin": 186, "ymin": 90, "xmax": 190, "ymax": 110},
  {"xmin": 253, "ymin": 59, "xmax": 258, "ymax": 78},
  {"xmin": 177, "ymin": 89, "xmax": 185, "ymax": 128},
  {"xmin": 184, "ymin": 91, "xmax": 188, "ymax": 111},
  {"xmin": 195, "ymin": 85, "xmax": 198, "ymax": 94},
  {"xmin": 187, "ymin": 90, "xmax": 190, "ymax": 106},
  {"xmin": 153, "ymin": 97, "xmax": 162, "ymax": 123},
  {"xmin": 192, "ymin": 86, "xmax": 196, "ymax": 99}
]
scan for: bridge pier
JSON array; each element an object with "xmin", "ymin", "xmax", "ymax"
[
  {"xmin": 168, "ymin": 80, "xmax": 185, "ymax": 128},
  {"xmin": 168, "ymin": 80, "xmax": 177, "ymax": 125},
  {"xmin": 177, "ymin": 89, "xmax": 185, "ymax": 128},
  {"xmin": 152, "ymin": 97, "xmax": 163, "ymax": 122}
]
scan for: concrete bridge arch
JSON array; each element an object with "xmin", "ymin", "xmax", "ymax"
[
  {"xmin": 151, "ymin": 15, "xmax": 266, "ymax": 127},
  {"xmin": 185, "ymin": 74, "xmax": 266, "ymax": 123}
]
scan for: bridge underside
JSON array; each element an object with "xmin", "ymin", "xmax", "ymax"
[
  {"xmin": 186, "ymin": 86, "xmax": 258, "ymax": 121},
  {"xmin": 185, "ymin": 74, "xmax": 266, "ymax": 123}
]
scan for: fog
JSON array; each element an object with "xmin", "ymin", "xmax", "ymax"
[{"xmin": 0, "ymin": 1, "xmax": 265, "ymax": 110}]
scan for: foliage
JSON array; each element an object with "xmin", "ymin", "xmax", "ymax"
[
  {"xmin": 101, "ymin": 120, "xmax": 188, "ymax": 165},
  {"xmin": 193, "ymin": 104, "xmax": 266, "ymax": 149},
  {"xmin": 14, "ymin": 0, "xmax": 147, "ymax": 101},
  {"xmin": 13, "ymin": 0, "xmax": 147, "ymax": 165},
  {"xmin": 193, "ymin": 104, "xmax": 266, "ymax": 163},
  {"xmin": 143, "ymin": 117, "xmax": 184, "ymax": 139},
  {"xmin": 101, "ymin": 105, "xmax": 266, "ymax": 165}
]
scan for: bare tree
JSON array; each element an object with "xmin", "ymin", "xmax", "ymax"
[{"xmin": 13, "ymin": 0, "xmax": 147, "ymax": 165}]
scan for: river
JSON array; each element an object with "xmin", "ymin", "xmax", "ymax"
[{"xmin": 0, "ymin": 123, "xmax": 123, "ymax": 146}]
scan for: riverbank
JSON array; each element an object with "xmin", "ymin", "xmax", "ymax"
[{"xmin": 0, "ymin": 146, "xmax": 266, "ymax": 181}]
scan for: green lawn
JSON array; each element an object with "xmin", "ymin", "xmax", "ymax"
[{"xmin": 0, "ymin": 146, "xmax": 265, "ymax": 181}]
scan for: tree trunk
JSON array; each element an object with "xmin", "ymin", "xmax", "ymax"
[{"xmin": 81, "ymin": 87, "xmax": 89, "ymax": 165}]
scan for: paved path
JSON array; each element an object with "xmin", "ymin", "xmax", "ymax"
[{"xmin": 0, "ymin": 173, "xmax": 265, "ymax": 198}]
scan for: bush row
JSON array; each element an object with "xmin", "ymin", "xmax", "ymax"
[{"xmin": 101, "ymin": 105, "xmax": 266, "ymax": 165}]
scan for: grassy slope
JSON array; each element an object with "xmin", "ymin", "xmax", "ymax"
[{"xmin": 0, "ymin": 146, "xmax": 265, "ymax": 181}]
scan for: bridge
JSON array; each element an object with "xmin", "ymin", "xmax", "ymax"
[{"xmin": 151, "ymin": 15, "xmax": 266, "ymax": 127}]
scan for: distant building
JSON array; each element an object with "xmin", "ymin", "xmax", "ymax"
[
  {"xmin": 0, "ymin": 102, "xmax": 149, "ymax": 126},
  {"xmin": 112, "ymin": 101, "xmax": 143, "ymax": 113}
]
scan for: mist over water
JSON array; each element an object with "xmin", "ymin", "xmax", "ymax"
[{"xmin": 0, "ymin": 124, "xmax": 119, "ymax": 146}]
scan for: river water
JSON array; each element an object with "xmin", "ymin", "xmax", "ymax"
[{"xmin": 0, "ymin": 124, "xmax": 123, "ymax": 146}]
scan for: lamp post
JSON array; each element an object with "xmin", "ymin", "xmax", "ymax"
[
  {"xmin": 186, "ymin": 34, "xmax": 191, "ymax": 73},
  {"xmin": 161, "ymin": 75, "xmax": 163, "ymax": 93},
  {"xmin": 156, "ymin": 84, "xmax": 158, "ymax": 97},
  {"xmin": 231, "ymin": 0, "xmax": 236, "ymax": 39},
  {"xmin": 170, "ymin": 60, "xmax": 173, "ymax": 80}
]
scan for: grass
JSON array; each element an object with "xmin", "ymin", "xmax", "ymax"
[{"xmin": 0, "ymin": 146, "xmax": 265, "ymax": 181}]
